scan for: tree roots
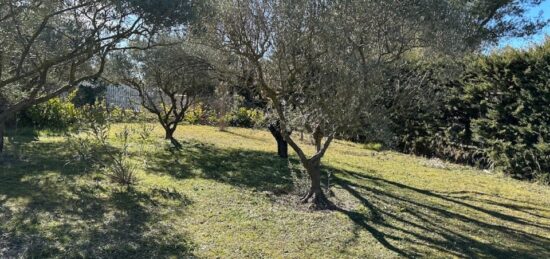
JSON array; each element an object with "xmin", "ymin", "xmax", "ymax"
[{"xmin": 300, "ymin": 188, "xmax": 336, "ymax": 210}]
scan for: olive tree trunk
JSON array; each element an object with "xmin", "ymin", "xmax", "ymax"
[
  {"xmin": 268, "ymin": 121, "xmax": 288, "ymax": 158},
  {"xmin": 300, "ymin": 158, "xmax": 332, "ymax": 208},
  {"xmin": 282, "ymin": 125, "xmax": 335, "ymax": 210},
  {"xmin": 163, "ymin": 125, "xmax": 182, "ymax": 149}
]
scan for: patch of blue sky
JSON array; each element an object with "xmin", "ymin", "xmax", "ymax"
[{"xmin": 496, "ymin": 1, "xmax": 549, "ymax": 49}]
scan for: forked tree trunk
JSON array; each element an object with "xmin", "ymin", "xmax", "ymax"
[
  {"xmin": 282, "ymin": 126, "xmax": 335, "ymax": 210},
  {"xmin": 268, "ymin": 121, "xmax": 288, "ymax": 158},
  {"xmin": 164, "ymin": 126, "xmax": 182, "ymax": 149},
  {"xmin": 0, "ymin": 121, "xmax": 5, "ymax": 154},
  {"xmin": 300, "ymin": 158, "xmax": 334, "ymax": 209}
]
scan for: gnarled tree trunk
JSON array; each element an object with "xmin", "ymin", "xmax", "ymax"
[
  {"xmin": 164, "ymin": 125, "xmax": 182, "ymax": 149},
  {"xmin": 268, "ymin": 121, "xmax": 288, "ymax": 158},
  {"xmin": 282, "ymin": 125, "xmax": 335, "ymax": 210},
  {"xmin": 300, "ymin": 157, "xmax": 333, "ymax": 209}
]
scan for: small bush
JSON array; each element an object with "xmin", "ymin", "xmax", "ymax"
[
  {"xmin": 67, "ymin": 102, "xmax": 139, "ymax": 188},
  {"xmin": 225, "ymin": 107, "xmax": 265, "ymax": 128},
  {"xmin": 21, "ymin": 95, "xmax": 78, "ymax": 130},
  {"xmin": 185, "ymin": 104, "xmax": 214, "ymax": 125},
  {"xmin": 184, "ymin": 104, "xmax": 265, "ymax": 128},
  {"xmin": 78, "ymin": 101, "xmax": 111, "ymax": 144},
  {"xmin": 134, "ymin": 121, "xmax": 155, "ymax": 143},
  {"xmin": 107, "ymin": 127, "xmax": 138, "ymax": 188}
]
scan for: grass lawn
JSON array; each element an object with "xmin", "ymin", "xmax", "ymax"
[{"xmin": 1, "ymin": 124, "xmax": 549, "ymax": 258}]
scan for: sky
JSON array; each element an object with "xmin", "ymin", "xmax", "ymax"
[{"xmin": 496, "ymin": 1, "xmax": 550, "ymax": 49}]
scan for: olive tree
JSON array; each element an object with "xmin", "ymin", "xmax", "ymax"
[
  {"xmin": 113, "ymin": 42, "xmax": 215, "ymax": 149},
  {"xmin": 201, "ymin": 0, "xmax": 546, "ymax": 209},
  {"xmin": 0, "ymin": 0, "xmax": 196, "ymax": 153}
]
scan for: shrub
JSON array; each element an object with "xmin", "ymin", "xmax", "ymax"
[
  {"xmin": 395, "ymin": 40, "xmax": 550, "ymax": 181},
  {"xmin": 226, "ymin": 107, "xmax": 265, "ymax": 128},
  {"xmin": 21, "ymin": 95, "xmax": 78, "ymax": 130},
  {"xmin": 134, "ymin": 121, "xmax": 155, "ymax": 142},
  {"xmin": 185, "ymin": 103, "xmax": 214, "ymax": 125},
  {"xmin": 184, "ymin": 104, "xmax": 265, "ymax": 129},
  {"xmin": 460, "ymin": 44, "xmax": 550, "ymax": 180},
  {"xmin": 78, "ymin": 101, "xmax": 111, "ymax": 144},
  {"xmin": 108, "ymin": 106, "xmax": 144, "ymax": 123},
  {"xmin": 107, "ymin": 127, "xmax": 138, "ymax": 188},
  {"xmin": 68, "ymin": 105, "xmax": 139, "ymax": 189}
]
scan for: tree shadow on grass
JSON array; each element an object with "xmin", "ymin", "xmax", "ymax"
[
  {"xmin": 330, "ymin": 168, "xmax": 550, "ymax": 258},
  {"xmin": 149, "ymin": 139, "xmax": 550, "ymax": 258},
  {"xmin": 223, "ymin": 128, "xmax": 267, "ymax": 141},
  {"xmin": 148, "ymin": 140, "xmax": 295, "ymax": 194},
  {"xmin": 0, "ymin": 140, "xmax": 195, "ymax": 258},
  {"xmin": 4, "ymin": 134, "xmax": 549, "ymax": 258}
]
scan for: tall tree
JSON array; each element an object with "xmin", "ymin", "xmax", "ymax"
[
  {"xmin": 201, "ymin": 0, "xmax": 547, "ymax": 209},
  {"xmin": 0, "ymin": 0, "xmax": 197, "ymax": 153},
  {"xmin": 113, "ymin": 41, "xmax": 215, "ymax": 149}
]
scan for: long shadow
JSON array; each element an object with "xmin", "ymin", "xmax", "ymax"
[
  {"xmin": 0, "ymin": 140, "xmax": 195, "ymax": 258},
  {"xmin": 148, "ymin": 140, "xmax": 295, "ymax": 194},
  {"xmin": 223, "ymin": 129, "xmax": 267, "ymax": 141},
  {"xmin": 148, "ymin": 140, "xmax": 550, "ymax": 258},
  {"xmin": 330, "ymin": 167, "xmax": 550, "ymax": 258},
  {"xmin": 3, "ymin": 133, "xmax": 549, "ymax": 258},
  {"xmin": 439, "ymin": 191, "xmax": 550, "ymax": 218},
  {"xmin": 343, "ymin": 170, "xmax": 550, "ymax": 231}
]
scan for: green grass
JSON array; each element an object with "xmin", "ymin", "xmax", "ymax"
[{"xmin": 1, "ymin": 124, "xmax": 549, "ymax": 258}]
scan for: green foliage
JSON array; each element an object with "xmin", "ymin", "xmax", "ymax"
[
  {"xmin": 68, "ymin": 103, "xmax": 139, "ymax": 188},
  {"xmin": 185, "ymin": 103, "xmax": 214, "ymax": 125},
  {"xmin": 72, "ymin": 82, "xmax": 107, "ymax": 108},
  {"xmin": 16, "ymin": 91, "xmax": 155, "ymax": 133},
  {"xmin": 21, "ymin": 95, "xmax": 79, "ymax": 130},
  {"xmin": 133, "ymin": 120, "xmax": 155, "ymax": 143},
  {"xmin": 109, "ymin": 107, "xmax": 140, "ymax": 123},
  {"xmin": 396, "ymin": 40, "xmax": 550, "ymax": 182},
  {"xmin": 77, "ymin": 101, "xmax": 112, "ymax": 144},
  {"xmin": 464, "ymin": 43, "xmax": 550, "ymax": 180},
  {"xmin": 185, "ymin": 104, "xmax": 265, "ymax": 129},
  {"xmin": 107, "ymin": 126, "xmax": 138, "ymax": 188},
  {"xmin": 225, "ymin": 107, "xmax": 265, "ymax": 128}
]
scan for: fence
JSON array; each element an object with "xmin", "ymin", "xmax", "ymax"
[{"xmin": 104, "ymin": 85, "xmax": 142, "ymax": 111}]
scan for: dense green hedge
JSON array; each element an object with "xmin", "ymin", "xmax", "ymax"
[{"xmin": 396, "ymin": 41, "xmax": 550, "ymax": 182}]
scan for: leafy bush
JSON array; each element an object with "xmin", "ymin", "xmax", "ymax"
[
  {"xmin": 107, "ymin": 127, "xmax": 138, "ymax": 188},
  {"xmin": 463, "ymin": 44, "xmax": 550, "ymax": 180},
  {"xmin": 225, "ymin": 107, "xmax": 265, "ymax": 128},
  {"xmin": 109, "ymin": 107, "xmax": 129, "ymax": 123},
  {"xmin": 185, "ymin": 103, "xmax": 214, "ymax": 125},
  {"xmin": 78, "ymin": 101, "xmax": 112, "ymax": 144},
  {"xmin": 109, "ymin": 107, "xmax": 151, "ymax": 123},
  {"xmin": 185, "ymin": 104, "xmax": 265, "ymax": 129},
  {"xmin": 68, "ymin": 103, "xmax": 139, "ymax": 189},
  {"xmin": 21, "ymin": 95, "xmax": 78, "ymax": 130}
]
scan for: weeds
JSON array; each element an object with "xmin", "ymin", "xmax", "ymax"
[
  {"xmin": 67, "ymin": 102, "xmax": 139, "ymax": 188},
  {"xmin": 106, "ymin": 127, "xmax": 138, "ymax": 189}
]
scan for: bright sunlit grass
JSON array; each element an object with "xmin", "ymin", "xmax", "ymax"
[{"xmin": 1, "ymin": 124, "xmax": 549, "ymax": 258}]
